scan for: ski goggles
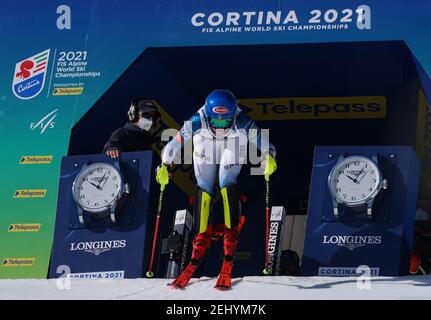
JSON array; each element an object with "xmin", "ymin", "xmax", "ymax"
[{"xmin": 208, "ymin": 117, "xmax": 233, "ymax": 129}]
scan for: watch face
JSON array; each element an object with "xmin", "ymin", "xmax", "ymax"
[
  {"xmin": 72, "ymin": 163, "xmax": 123, "ymax": 213},
  {"xmin": 328, "ymin": 156, "xmax": 382, "ymax": 206}
]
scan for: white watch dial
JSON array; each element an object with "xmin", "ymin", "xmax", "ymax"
[
  {"xmin": 328, "ymin": 156, "xmax": 382, "ymax": 206},
  {"xmin": 72, "ymin": 163, "xmax": 123, "ymax": 213}
]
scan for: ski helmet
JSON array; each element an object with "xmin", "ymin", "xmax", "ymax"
[{"xmin": 205, "ymin": 89, "xmax": 238, "ymax": 129}]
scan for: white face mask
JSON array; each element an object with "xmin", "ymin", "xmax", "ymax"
[{"xmin": 137, "ymin": 117, "xmax": 153, "ymax": 131}]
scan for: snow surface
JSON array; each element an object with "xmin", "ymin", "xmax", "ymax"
[{"xmin": 0, "ymin": 276, "xmax": 430, "ymax": 300}]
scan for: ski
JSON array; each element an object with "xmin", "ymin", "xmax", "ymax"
[
  {"xmin": 215, "ymin": 260, "xmax": 233, "ymax": 289},
  {"xmin": 169, "ymin": 230, "xmax": 214, "ymax": 288},
  {"xmin": 170, "ymin": 216, "xmax": 245, "ymax": 289},
  {"xmin": 169, "ymin": 263, "xmax": 199, "ymax": 288}
]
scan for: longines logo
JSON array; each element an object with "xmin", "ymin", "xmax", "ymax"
[
  {"xmin": 70, "ymin": 240, "xmax": 127, "ymax": 256},
  {"xmin": 323, "ymin": 235, "xmax": 382, "ymax": 251},
  {"xmin": 267, "ymin": 221, "xmax": 280, "ymax": 271}
]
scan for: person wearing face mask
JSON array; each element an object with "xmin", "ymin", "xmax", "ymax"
[{"xmin": 103, "ymin": 99, "xmax": 160, "ymax": 158}]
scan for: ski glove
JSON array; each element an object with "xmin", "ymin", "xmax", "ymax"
[
  {"xmin": 263, "ymin": 154, "xmax": 277, "ymax": 181},
  {"xmin": 156, "ymin": 164, "xmax": 170, "ymax": 190}
]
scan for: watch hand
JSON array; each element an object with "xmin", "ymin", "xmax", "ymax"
[
  {"xmin": 358, "ymin": 169, "xmax": 370, "ymax": 183},
  {"xmin": 97, "ymin": 170, "xmax": 108, "ymax": 187},
  {"xmin": 100, "ymin": 173, "xmax": 110, "ymax": 190},
  {"xmin": 343, "ymin": 173, "xmax": 358, "ymax": 183},
  {"xmin": 88, "ymin": 181, "xmax": 102, "ymax": 190},
  {"xmin": 355, "ymin": 167, "xmax": 366, "ymax": 179}
]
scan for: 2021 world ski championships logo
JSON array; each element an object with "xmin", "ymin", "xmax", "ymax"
[
  {"xmin": 191, "ymin": 6, "xmax": 372, "ymax": 33},
  {"xmin": 12, "ymin": 49, "xmax": 50, "ymax": 99}
]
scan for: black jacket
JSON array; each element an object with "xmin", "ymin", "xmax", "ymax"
[{"xmin": 103, "ymin": 122, "xmax": 155, "ymax": 153}]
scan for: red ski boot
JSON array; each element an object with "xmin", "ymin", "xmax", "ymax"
[
  {"xmin": 169, "ymin": 230, "xmax": 212, "ymax": 288},
  {"xmin": 215, "ymin": 228, "xmax": 239, "ymax": 289}
]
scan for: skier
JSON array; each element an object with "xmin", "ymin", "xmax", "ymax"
[{"xmin": 156, "ymin": 89, "xmax": 277, "ymax": 288}]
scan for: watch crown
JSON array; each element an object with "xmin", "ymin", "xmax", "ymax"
[
  {"xmin": 124, "ymin": 183, "xmax": 130, "ymax": 194},
  {"xmin": 382, "ymin": 178, "xmax": 388, "ymax": 190}
]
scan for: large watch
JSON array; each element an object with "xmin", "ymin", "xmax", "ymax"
[
  {"xmin": 72, "ymin": 161, "xmax": 130, "ymax": 225},
  {"xmin": 327, "ymin": 155, "xmax": 388, "ymax": 219}
]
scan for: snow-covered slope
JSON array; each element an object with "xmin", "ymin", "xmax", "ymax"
[{"xmin": 0, "ymin": 276, "xmax": 430, "ymax": 300}]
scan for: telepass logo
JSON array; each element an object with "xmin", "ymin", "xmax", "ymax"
[{"xmin": 12, "ymin": 49, "xmax": 50, "ymax": 99}]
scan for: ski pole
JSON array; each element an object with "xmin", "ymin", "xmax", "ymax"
[
  {"xmin": 146, "ymin": 184, "xmax": 166, "ymax": 278},
  {"xmin": 263, "ymin": 178, "xmax": 272, "ymax": 275}
]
